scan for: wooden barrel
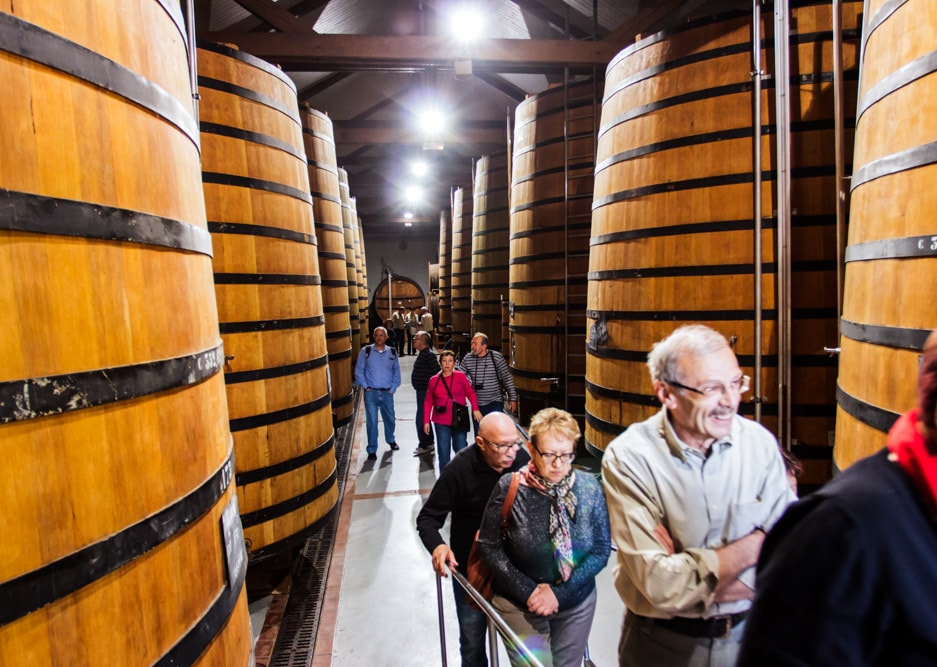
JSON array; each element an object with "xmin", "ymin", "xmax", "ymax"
[
  {"xmin": 451, "ymin": 187, "xmax": 475, "ymax": 348},
  {"xmin": 353, "ymin": 204, "xmax": 370, "ymax": 343},
  {"xmin": 510, "ymin": 80, "xmax": 599, "ymax": 426},
  {"xmin": 586, "ymin": 4, "xmax": 862, "ymax": 487},
  {"xmin": 198, "ymin": 42, "xmax": 337, "ymax": 560},
  {"xmin": 373, "ymin": 276, "xmax": 426, "ymax": 324},
  {"xmin": 339, "ymin": 168, "xmax": 362, "ymax": 353},
  {"xmin": 437, "ymin": 210, "xmax": 452, "ymax": 343},
  {"xmin": 472, "ymin": 152, "xmax": 510, "ymax": 350},
  {"xmin": 835, "ymin": 0, "xmax": 937, "ymax": 468},
  {"xmin": 0, "ymin": 5, "xmax": 251, "ymax": 664},
  {"xmin": 300, "ymin": 106, "xmax": 354, "ymax": 427}
]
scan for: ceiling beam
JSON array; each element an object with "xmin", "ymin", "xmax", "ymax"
[
  {"xmin": 334, "ymin": 127, "xmax": 506, "ymax": 146},
  {"xmin": 297, "ymin": 71, "xmax": 351, "ymax": 100},
  {"xmin": 230, "ymin": 0, "xmax": 315, "ymax": 33},
  {"xmin": 512, "ymin": 0, "xmax": 595, "ymax": 40},
  {"xmin": 474, "ymin": 73, "xmax": 529, "ymax": 103},
  {"xmin": 602, "ymin": 0, "xmax": 688, "ymax": 47},
  {"xmin": 196, "ymin": 31, "xmax": 620, "ymax": 72},
  {"xmin": 333, "ymin": 118, "xmax": 508, "ymax": 146}
]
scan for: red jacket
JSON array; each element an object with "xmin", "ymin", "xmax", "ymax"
[{"xmin": 424, "ymin": 370, "xmax": 479, "ymax": 427}]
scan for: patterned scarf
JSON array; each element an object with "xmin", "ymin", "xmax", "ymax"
[
  {"xmin": 523, "ymin": 463, "xmax": 577, "ymax": 582},
  {"xmin": 887, "ymin": 409, "xmax": 937, "ymax": 516}
]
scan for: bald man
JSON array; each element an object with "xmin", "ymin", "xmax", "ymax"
[{"xmin": 416, "ymin": 412, "xmax": 531, "ymax": 667}]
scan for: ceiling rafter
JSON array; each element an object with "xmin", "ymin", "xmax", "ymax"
[
  {"xmin": 512, "ymin": 0, "xmax": 596, "ymax": 40},
  {"xmin": 229, "ymin": 0, "xmax": 315, "ymax": 33},
  {"xmin": 602, "ymin": 0, "xmax": 687, "ymax": 47},
  {"xmin": 474, "ymin": 73, "xmax": 529, "ymax": 103},
  {"xmin": 297, "ymin": 71, "xmax": 351, "ymax": 100},
  {"xmin": 195, "ymin": 31, "xmax": 620, "ymax": 72}
]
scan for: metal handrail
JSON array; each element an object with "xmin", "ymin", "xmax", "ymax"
[{"xmin": 440, "ymin": 569, "xmax": 546, "ymax": 667}]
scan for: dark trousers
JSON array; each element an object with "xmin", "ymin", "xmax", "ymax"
[
  {"xmin": 394, "ymin": 329, "xmax": 405, "ymax": 355},
  {"xmin": 415, "ymin": 389, "xmax": 433, "ymax": 447}
]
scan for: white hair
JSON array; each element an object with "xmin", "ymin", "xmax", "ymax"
[{"xmin": 647, "ymin": 325, "xmax": 731, "ymax": 383}]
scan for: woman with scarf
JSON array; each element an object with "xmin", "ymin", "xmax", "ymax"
[{"xmin": 477, "ymin": 408, "xmax": 611, "ymax": 666}]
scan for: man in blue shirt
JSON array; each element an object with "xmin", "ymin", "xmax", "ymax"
[{"xmin": 355, "ymin": 326, "xmax": 402, "ymax": 460}]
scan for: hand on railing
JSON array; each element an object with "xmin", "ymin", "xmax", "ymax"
[{"xmin": 445, "ymin": 568, "xmax": 546, "ymax": 667}]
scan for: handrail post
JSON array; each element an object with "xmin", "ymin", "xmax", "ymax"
[
  {"xmin": 436, "ymin": 574, "xmax": 448, "ymax": 666},
  {"xmin": 487, "ymin": 617, "xmax": 500, "ymax": 667}
]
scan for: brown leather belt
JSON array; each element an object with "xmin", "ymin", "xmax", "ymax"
[{"xmin": 644, "ymin": 611, "xmax": 748, "ymax": 639}]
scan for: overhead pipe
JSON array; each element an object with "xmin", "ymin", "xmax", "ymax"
[
  {"xmin": 832, "ymin": 0, "xmax": 847, "ymax": 340},
  {"xmin": 751, "ymin": 0, "xmax": 765, "ymax": 423},
  {"xmin": 183, "ymin": 0, "xmax": 200, "ymax": 120},
  {"xmin": 773, "ymin": 0, "xmax": 793, "ymax": 449}
]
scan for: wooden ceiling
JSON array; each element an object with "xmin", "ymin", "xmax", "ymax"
[{"xmin": 194, "ymin": 0, "xmax": 738, "ymax": 240}]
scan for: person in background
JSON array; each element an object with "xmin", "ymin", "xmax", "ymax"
[
  {"xmin": 459, "ymin": 332, "xmax": 518, "ymax": 432},
  {"xmin": 424, "ymin": 350, "xmax": 483, "ymax": 471},
  {"xmin": 419, "ymin": 306, "xmax": 434, "ymax": 336},
  {"xmin": 601, "ymin": 324, "xmax": 795, "ymax": 667},
  {"xmin": 354, "ymin": 326, "xmax": 401, "ymax": 461},
  {"xmin": 411, "ymin": 331, "xmax": 440, "ymax": 457},
  {"xmin": 417, "ymin": 412, "xmax": 531, "ymax": 667},
  {"xmin": 391, "ymin": 305, "xmax": 407, "ymax": 355},
  {"xmin": 780, "ymin": 448, "xmax": 803, "ymax": 496},
  {"xmin": 382, "ymin": 318, "xmax": 397, "ymax": 351},
  {"xmin": 406, "ymin": 307, "xmax": 420, "ymax": 355},
  {"xmin": 737, "ymin": 329, "xmax": 937, "ymax": 666},
  {"xmin": 478, "ymin": 408, "xmax": 611, "ymax": 667}
]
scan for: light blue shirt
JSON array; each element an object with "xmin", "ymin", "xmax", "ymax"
[
  {"xmin": 354, "ymin": 344, "xmax": 401, "ymax": 391},
  {"xmin": 602, "ymin": 410, "xmax": 796, "ymax": 619}
]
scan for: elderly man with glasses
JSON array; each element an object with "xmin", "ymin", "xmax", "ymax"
[
  {"xmin": 417, "ymin": 412, "xmax": 530, "ymax": 667},
  {"xmin": 601, "ymin": 324, "xmax": 795, "ymax": 667}
]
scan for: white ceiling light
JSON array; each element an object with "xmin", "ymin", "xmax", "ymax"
[{"xmin": 450, "ymin": 5, "xmax": 484, "ymax": 43}]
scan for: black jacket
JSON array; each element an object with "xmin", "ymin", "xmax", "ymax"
[
  {"xmin": 411, "ymin": 347, "xmax": 440, "ymax": 391},
  {"xmin": 416, "ymin": 445, "xmax": 530, "ymax": 569}
]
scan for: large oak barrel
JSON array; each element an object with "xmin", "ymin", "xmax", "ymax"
[
  {"xmin": 372, "ymin": 276, "xmax": 426, "ymax": 324},
  {"xmin": 437, "ymin": 210, "xmax": 453, "ymax": 345},
  {"xmin": 472, "ymin": 152, "xmax": 510, "ymax": 350},
  {"xmin": 510, "ymin": 80, "xmax": 599, "ymax": 426},
  {"xmin": 451, "ymin": 187, "xmax": 474, "ymax": 350},
  {"xmin": 301, "ymin": 106, "xmax": 354, "ymax": 427},
  {"xmin": 198, "ymin": 42, "xmax": 337, "ymax": 560},
  {"xmin": 586, "ymin": 4, "xmax": 862, "ymax": 487},
  {"xmin": 339, "ymin": 168, "xmax": 362, "ymax": 351},
  {"xmin": 0, "ymin": 4, "xmax": 250, "ymax": 664},
  {"xmin": 835, "ymin": 0, "xmax": 937, "ymax": 468}
]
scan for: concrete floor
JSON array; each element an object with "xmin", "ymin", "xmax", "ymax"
[{"xmin": 253, "ymin": 352, "xmax": 625, "ymax": 666}]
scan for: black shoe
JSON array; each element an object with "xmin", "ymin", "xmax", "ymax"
[
  {"xmin": 389, "ymin": 442, "xmax": 400, "ymax": 451},
  {"xmin": 367, "ymin": 452, "xmax": 377, "ymax": 461}
]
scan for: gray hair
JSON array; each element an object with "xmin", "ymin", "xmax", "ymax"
[{"xmin": 647, "ymin": 325, "xmax": 731, "ymax": 383}]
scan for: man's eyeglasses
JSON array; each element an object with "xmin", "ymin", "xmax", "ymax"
[
  {"xmin": 533, "ymin": 444, "xmax": 576, "ymax": 464},
  {"xmin": 481, "ymin": 437, "xmax": 523, "ymax": 452},
  {"xmin": 663, "ymin": 374, "xmax": 751, "ymax": 397}
]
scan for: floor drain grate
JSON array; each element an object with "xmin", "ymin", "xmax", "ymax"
[{"xmin": 268, "ymin": 390, "xmax": 360, "ymax": 667}]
